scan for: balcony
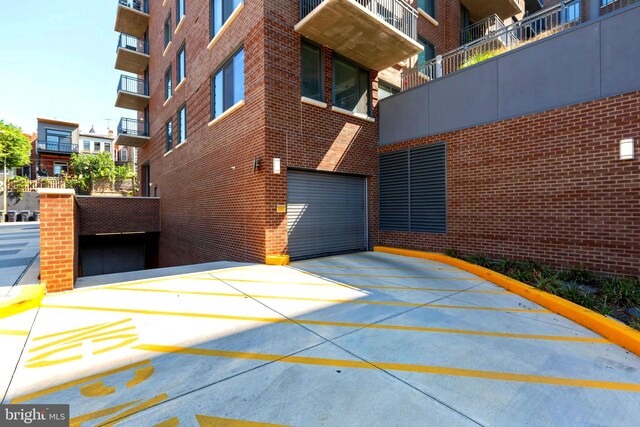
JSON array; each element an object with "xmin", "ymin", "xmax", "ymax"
[
  {"xmin": 113, "ymin": 118, "xmax": 149, "ymax": 148},
  {"xmin": 460, "ymin": 0, "xmax": 523, "ymax": 21},
  {"xmin": 115, "ymin": 33, "xmax": 149, "ymax": 74},
  {"xmin": 115, "ymin": 75, "xmax": 149, "ymax": 111},
  {"xmin": 296, "ymin": 0, "xmax": 422, "ymax": 70},
  {"xmin": 114, "ymin": 0, "xmax": 149, "ymax": 39},
  {"xmin": 36, "ymin": 140, "xmax": 79, "ymax": 154}
]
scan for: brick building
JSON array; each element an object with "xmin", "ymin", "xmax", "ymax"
[{"xmin": 112, "ymin": 0, "xmax": 638, "ymax": 276}]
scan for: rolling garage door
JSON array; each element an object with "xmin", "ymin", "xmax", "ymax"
[{"xmin": 287, "ymin": 170, "xmax": 367, "ymax": 260}]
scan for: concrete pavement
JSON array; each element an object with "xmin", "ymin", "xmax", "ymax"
[
  {"xmin": 0, "ymin": 223, "xmax": 40, "ymax": 295},
  {"xmin": 1, "ymin": 252, "xmax": 639, "ymax": 426}
]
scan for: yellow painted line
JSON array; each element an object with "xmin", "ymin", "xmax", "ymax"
[
  {"xmin": 0, "ymin": 330, "xmax": 29, "ymax": 336},
  {"xmin": 0, "ymin": 284, "xmax": 44, "ymax": 319},
  {"xmin": 200, "ymin": 276, "xmax": 508, "ymax": 294},
  {"xmin": 103, "ymin": 287, "xmax": 547, "ymax": 313},
  {"xmin": 135, "ymin": 344, "xmax": 640, "ymax": 393},
  {"xmin": 197, "ymin": 414, "xmax": 289, "ymax": 427},
  {"xmin": 375, "ymin": 246, "xmax": 640, "ymax": 358},
  {"xmin": 34, "ymin": 304, "xmax": 596, "ymax": 344},
  {"xmin": 11, "ymin": 359, "xmax": 152, "ymax": 403},
  {"xmin": 32, "ymin": 318, "xmax": 132, "ymax": 341},
  {"xmin": 291, "ymin": 265, "xmax": 459, "ymax": 271}
]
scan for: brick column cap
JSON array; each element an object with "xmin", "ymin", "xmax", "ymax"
[{"xmin": 36, "ymin": 188, "xmax": 76, "ymax": 195}]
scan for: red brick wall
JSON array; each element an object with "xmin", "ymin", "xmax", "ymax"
[
  {"xmin": 379, "ymin": 91, "xmax": 640, "ymax": 276},
  {"xmin": 38, "ymin": 190, "xmax": 76, "ymax": 293},
  {"xmin": 75, "ymin": 196, "xmax": 160, "ymax": 235}
]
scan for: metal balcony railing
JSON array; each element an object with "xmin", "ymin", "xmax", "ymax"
[
  {"xmin": 402, "ymin": 0, "xmax": 581, "ymax": 90},
  {"xmin": 117, "ymin": 118, "xmax": 148, "ymax": 137},
  {"xmin": 600, "ymin": 0, "xmax": 638, "ymax": 15},
  {"xmin": 300, "ymin": 0, "xmax": 418, "ymax": 40},
  {"xmin": 460, "ymin": 14, "xmax": 517, "ymax": 45},
  {"xmin": 37, "ymin": 140, "xmax": 79, "ymax": 153},
  {"xmin": 117, "ymin": 33, "xmax": 148, "ymax": 54},
  {"xmin": 118, "ymin": 0, "xmax": 148, "ymax": 14},
  {"xmin": 118, "ymin": 75, "xmax": 147, "ymax": 96}
]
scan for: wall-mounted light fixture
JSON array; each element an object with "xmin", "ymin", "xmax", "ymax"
[
  {"xmin": 273, "ymin": 158, "xmax": 281, "ymax": 174},
  {"xmin": 620, "ymin": 138, "xmax": 635, "ymax": 160},
  {"xmin": 253, "ymin": 157, "xmax": 263, "ymax": 172}
]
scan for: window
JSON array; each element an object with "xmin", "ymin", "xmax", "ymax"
[
  {"xmin": 418, "ymin": 37, "xmax": 436, "ymax": 65},
  {"xmin": 378, "ymin": 81, "xmax": 399, "ymax": 100},
  {"xmin": 104, "ymin": 142, "xmax": 111, "ymax": 153},
  {"xmin": 164, "ymin": 14, "xmax": 172, "ymax": 48},
  {"xmin": 120, "ymin": 148, "xmax": 129, "ymax": 162},
  {"xmin": 379, "ymin": 142, "xmax": 447, "ymax": 233},
  {"xmin": 332, "ymin": 56, "xmax": 370, "ymax": 115},
  {"xmin": 95, "ymin": 141, "xmax": 101, "ymax": 151},
  {"xmin": 301, "ymin": 40, "xmax": 322, "ymax": 101},
  {"xmin": 177, "ymin": 0, "xmax": 186, "ymax": 24},
  {"xmin": 418, "ymin": 0, "xmax": 435, "ymax": 18},
  {"xmin": 53, "ymin": 162, "xmax": 68, "ymax": 176},
  {"xmin": 177, "ymin": 44, "xmax": 186, "ymax": 84},
  {"xmin": 165, "ymin": 119, "xmax": 173, "ymax": 152},
  {"xmin": 83, "ymin": 140, "xmax": 91, "ymax": 151},
  {"xmin": 45, "ymin": 129, "xmax": 71, "ymax": 143},
  {"xmin": 177, "ymin": 105, "xmax": 187, "ymax": 144},
  {"xmin": 211, "ymin": 48, "xmax": 244, "ymax": 119},
  {"xmin": 210, "ymin": 0, "xmax": 242, "ymax": 39},
  {"xmin": 165, "ymin": 66, "xmax": 172, "ymax": 100}
]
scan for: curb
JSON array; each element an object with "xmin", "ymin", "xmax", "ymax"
[
  {"xmin": 0, "ymin": 284, "xmax": 45, "ymax": 319},
  {"xmin": 266, "ymin": 255, "xmax": 290, "ymax": 266},
  {"xmin": 374, "ymin": 246, "xmax": 640, "ymax": 357}
]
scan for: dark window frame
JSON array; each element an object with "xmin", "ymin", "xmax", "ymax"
[
  {"xmin": 210, "ymin": 0, "xmax": 243, "ymax": 40},
  {"xmin": 418, "ymin": 0, "xmax": 436, "ymax": 18},
  {"xmin": 418, "ymin": 36, "xmax": 436, "ymax": 65},
  {"xmin": 177, "ymin": 104, "xmax": 187, "ymax": 144},
  {"xmin": 301, "ymin": 39, "xmax": 324, "ymax": 102},
  {"xmin": 164, "ymin": 13, "xmax": 172, "ymax": 48},
  {"xmin": 332, "ymin": 54, "xmax": 371, "ymax": 116},
  {"xmin": 165, "ymin": 118, "xmax": 173, "ymax": 153},
  {"xmin": 210, "ymin": 46, "xmax": 245, "ymax": 120},
  {"xmin": 45, "ymin": 129, "xmax": 72, "ymax": 143},
  {"xmin": 378, "ymin": 80, "xmax": 400, "ymax": 101},
  {"xmin": 177, "ymin": 43, "xmax": 186, "ymax": 84},
  {"xmin": 177, "ymin": 0, "xmax": 186, "ymax": 24},
  {"xmin": 165, "ymin": 66, "xmax": 173, "ymax": 100}
]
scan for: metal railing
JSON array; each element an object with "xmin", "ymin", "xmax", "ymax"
[
  {"xmin": 300, "ymin": 0, "xmax": 418, "ymax": 40},
  {"xmin": 600, "ymin": 0, "xmax": 638, "ymax": 15},
  {"xmin": 118, "ymin": 0, "xmax": 148, "ymax": 13},
  {"xmin": 460, "ymin": 14, "xmax": 517, "ymax": 45},
  {"xmin": 37, "ymin": 140, "xmax": 79, "ymax": 153},
  {"xmin": 402, "ymin": 0, "xmax": 581, "ymax": 90},
  {"xmin": 117, "ymin": 118, "xmax": 148, "ymax": 137},
  {"xmin": 118, "ymin": 75, "xmax": 147, "ymax": 96},
  {"xmin": 117, "ymin": 33, "xmax": 148, "ymax": 54}
]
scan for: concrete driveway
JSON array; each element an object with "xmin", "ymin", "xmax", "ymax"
[
  {"xmin": 1, "ymin": 252, "xmax": 639, "ymax": 426},
  {"xmin": 0, "ymin": 223, "xmax": 39, "ymax": 294}
]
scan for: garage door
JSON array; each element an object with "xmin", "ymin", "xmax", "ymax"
[{"xmin": 287, "ymin": 170, "xmax": 367, "ymax": 260}]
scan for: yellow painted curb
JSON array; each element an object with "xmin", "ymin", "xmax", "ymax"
[
  {"xmin": 374, "ymin": 246, "xmax": 640, "ymax": 357},
  {"xmin": 265, "ymin": 255, "xmax": 290, "ymax": 266},
  {"xmin": 0, "ymin": 284, "xmax": 45, "ymax": 319}
]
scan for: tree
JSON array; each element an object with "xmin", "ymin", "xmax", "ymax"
[
  {"xmin": 67, "ymin": 151, "xmax": 117, "ymax": 193},
  {"xmin": 0, "ymin": 121, "xmax": 31, "ymax": 169}
]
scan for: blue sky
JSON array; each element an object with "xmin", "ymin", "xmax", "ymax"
[{"xmin": 0, "ymin": 1, "xmax": 130, "ymax": 135}]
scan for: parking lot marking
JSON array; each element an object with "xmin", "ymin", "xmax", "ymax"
[
  {"xmin": 0, "ymin": 330, "xmax": 29, "ymax": 336},
  {"xmin": 187, "ymin": 276, "xmax": 509, "ymax": 294},
  {"xmin": 135, "ymin": 344, "xmax": 640, "ymax": 393},
  {"xmin": 103, "ymin": 287, "xmax": 548, "ymax": 312},
  {"xmin": 36, "ymin": 304, "xmax": 598, "ymax": 343},
  {"xmin": 196, "ymin": 414, "xmax": 289, "ymax": 426}
]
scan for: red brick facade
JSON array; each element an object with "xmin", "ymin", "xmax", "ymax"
[
  {"xmin": 379, "ymin": 91, "xmax": 640, "ymax": 276},
  {"xmin": 138, "ymin": 0, "xmax": 461, "ymax": 265},
  {"xmin": 75, "ymin": 196, "xmax": 160, "ymax": 235},
  {"xmin": 38, "ymin": 190, "xmax": 77, "ymax": 293}
]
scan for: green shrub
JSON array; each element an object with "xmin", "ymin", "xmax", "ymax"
[
  {"xmin": 444, "ymin": 248, "xmax": 461, "ymax": 259},
  {"xmin": 461, "ymin": 50, "xmax": 502, "ymax": 68},
  {"xmin": 8, "ymin": 176, "xmax": 30, "ymax": 200},
  {"xmin": 464, "ymin": 253, "xmax": 491, "ymax": 268},
  {"xmin": 601, "ymin": 277, "xmax": 640, "ymax": 307}
]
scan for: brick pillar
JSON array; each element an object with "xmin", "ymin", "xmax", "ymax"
[{"xmin": 38, "ymin": 189, "xmax": 76, "ymax": 293}]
